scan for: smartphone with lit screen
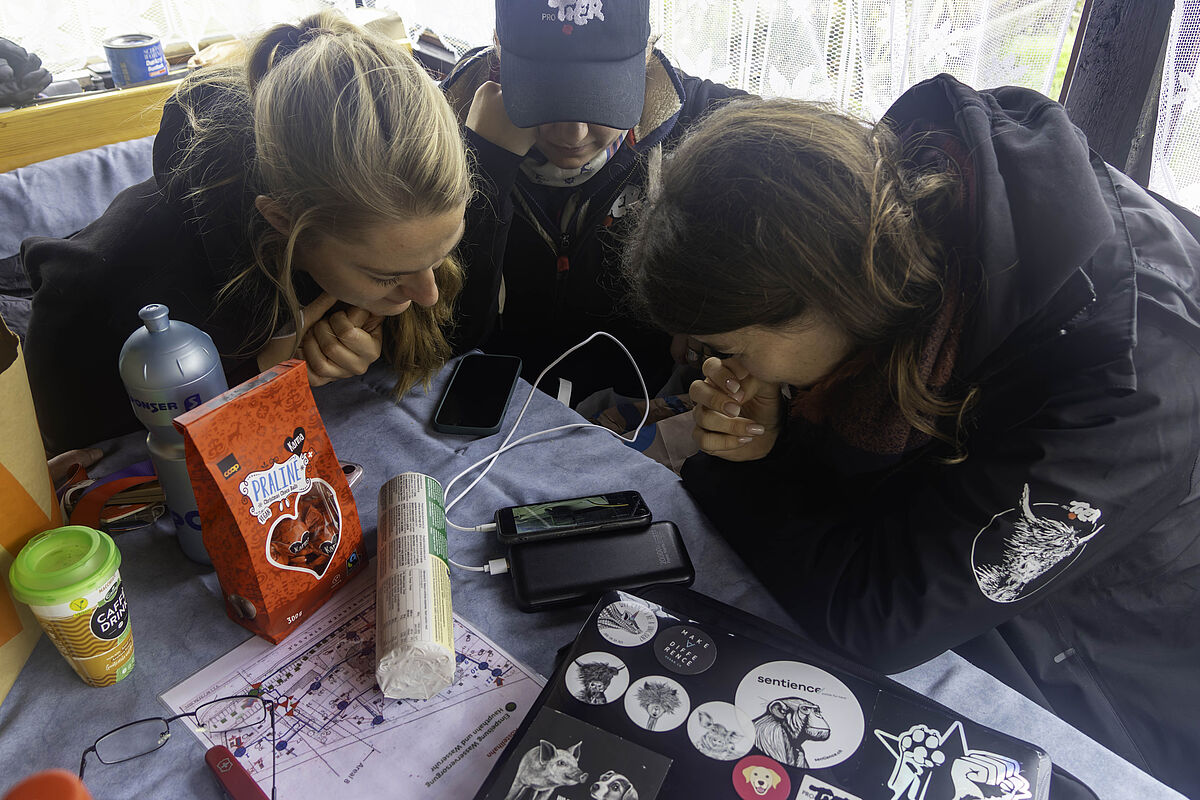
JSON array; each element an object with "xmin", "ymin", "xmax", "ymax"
[
  {"xmin": 495, "ymin": 490, "xmax": 651, "ymax": 545},
  {"xmin": 432, "ymin": 353, "xmax": 523, "ymax": 437}
]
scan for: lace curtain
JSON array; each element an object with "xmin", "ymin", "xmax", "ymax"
[
  {"xmin": 13, "ymin": 1, "xmax": 1196, "ymax": 215},
  {"xmin": 1151, "ymin": 1, "xmax": 1200, "ymax": 214},
  {"xmin": 391, "ymin": 0, "xmax": 1079, "ymax": 120},
  {"xmin": 3, "ymin": 1, "xmax": 340, "ymax": 74},
  {"xmin": 12, "ymin": 1, "xmax": 1076, "ymax": 113}
]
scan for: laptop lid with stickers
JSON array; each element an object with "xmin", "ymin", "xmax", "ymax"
[{"xmin": 473, "ymin": 588, "xmax": 1050, "ymax": 800}]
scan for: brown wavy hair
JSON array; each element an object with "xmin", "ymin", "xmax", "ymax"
[
  {"xmin": 625, "ymin": 97, "xmax": 976, "ymax": 456},
  {"xmin": 169, "ymin": 10, "xmax": 470, "ymax": 395}
]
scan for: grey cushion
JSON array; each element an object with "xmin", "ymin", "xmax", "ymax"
[
  {"xmin": 0, "ymin": 135, "xmax": 155, "ymax": 340},
  {"xmin": 0, "ymin": 135, "xmax": 155, "ymax": 255}
]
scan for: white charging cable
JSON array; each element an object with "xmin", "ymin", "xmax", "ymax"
[{"xmin": 444, "ymin": 332, "xmax": 651, "ymax": 573}]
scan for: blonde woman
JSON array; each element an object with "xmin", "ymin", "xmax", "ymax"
[{"xmin": 23, "ymin": 11, "xmax": 470, "ymax": 452}]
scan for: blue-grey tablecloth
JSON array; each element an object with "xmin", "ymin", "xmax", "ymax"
[{"xmin": 0, "ymin": 359, "xmax": 1183, "ymax": 799}]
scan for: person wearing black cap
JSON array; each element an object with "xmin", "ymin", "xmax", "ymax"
[{"xmin": 443, "ymin": 0, "xmax": 744, "ymax": 406}]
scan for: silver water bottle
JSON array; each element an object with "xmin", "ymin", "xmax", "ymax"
[{"xmin": 119, "ymin": 304, "xmax": 228, "ymax": 564}]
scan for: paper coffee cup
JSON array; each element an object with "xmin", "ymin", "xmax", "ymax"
[{"xmin": 8, "ymin": 526, "xmax": 135, "ymax": 687}]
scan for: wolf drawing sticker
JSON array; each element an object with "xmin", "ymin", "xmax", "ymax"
[{"xmin": 596, "ymin": 599, "xmax": 658, "ymax": 647}]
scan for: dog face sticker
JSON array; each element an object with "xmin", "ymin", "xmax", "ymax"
[
  {"xmin": 972, "ymin": 484, "xmax": 1103, "ymax": 603},
  {"xmin": 732, "ymin": 755, "xmax": 790, "ymax": 799},
  {"xmin": 874, "ymin": 721, "xmax": 1032, "ymax": 800},
  {"xmin": 265, "ymin": 479, "xmax": 341, "ymax": 578},
  {"xmin": 743, "ymin": 765, "xmax": 781, "ymax": 795},
  {"xmin": 590, "ymin": 770, "xmax": 639, "ymax": 800}
]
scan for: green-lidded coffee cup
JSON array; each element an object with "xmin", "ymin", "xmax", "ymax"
[{"xmin": 9, "ymin": 525, "xmax": 135, "ymax": 687}]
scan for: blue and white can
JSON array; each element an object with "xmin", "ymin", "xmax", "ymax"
[{"xmin": 102, "ymin": 34, "xmax": 169, "ymax": 88}]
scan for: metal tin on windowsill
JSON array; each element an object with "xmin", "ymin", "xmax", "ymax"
[{"xmin": 102, "ymin": 34, "xmax": 169, "ymax": 89}]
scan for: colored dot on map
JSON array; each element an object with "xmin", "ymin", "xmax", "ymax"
[
  {"xmin": 492, "ymin": 668, "xmax": 503, "ymax": 677},
  {"xmin": 310, "ymin": 682, "xmax": 321, "ymax": 691},
  {"xmin": 456, "ymin": 653, "xmax": 465, "ymax": 663},
  {"xmin": 234, "ymin": 747, "xmax": 246, "ymax": 757},
  {"xmin": 337, "ymin": 701, "xmax": 348, "ymax": 710},
  {"xmin": 372, "ymin": 715, "xmax": 384, "ymax": 725},
  {"xmin": 505, "ymin": 702, "xmax": 517, "ymax": 712},
  {"xmin": 276, "ymin": 741, "xmax": 288, "ymax": 751},
  {"xmin": 479, "ymin": 662, "xmax": 489, "ymax": 670}
]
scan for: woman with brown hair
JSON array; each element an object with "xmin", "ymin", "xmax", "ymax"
[
  {"xmin": 23, "ymin": 11, "xmax": 470, "ymax": 452},
  {"xmin": 625, "ymin": 81, "xmax": 1200, "ymax": 796}
]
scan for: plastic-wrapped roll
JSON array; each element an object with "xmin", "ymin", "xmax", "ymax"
[{"xmin": 374, "ymin": 472, "xmax": 455, "ymax": 700}]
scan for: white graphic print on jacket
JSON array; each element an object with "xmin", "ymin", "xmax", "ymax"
[{"xmin": 971, "ymin": 484, "xmax": 1103, "ymax": 603}]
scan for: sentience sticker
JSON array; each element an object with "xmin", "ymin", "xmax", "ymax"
[
  {"xmin": 734, "ymin": 661, "xmax": 865, "ymax": 770},
  {"xmin": 653, "ymin": 624, "xmax": 717, "ymax": 675}
]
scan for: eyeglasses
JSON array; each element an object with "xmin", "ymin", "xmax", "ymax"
[{"xmin": 78, "ymin": 694, "xmax": 276, "ymax": 799}]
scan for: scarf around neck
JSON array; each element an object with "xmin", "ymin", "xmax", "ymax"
[
  {"xmin": 519, "ymin": 130, "xmax": 629, "ymax": 188},
  {"xmin": 790, "ymin": 280, "xmax": 965, "ymax": 460}
]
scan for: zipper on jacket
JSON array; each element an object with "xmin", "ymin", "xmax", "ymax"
[
  {"xmin": 554, "ymin": 232, "xmax": 571, "ymax": 313},
  {"xmin": 512, "ymin": 154, "xmax": 641, "ymax": 319}
]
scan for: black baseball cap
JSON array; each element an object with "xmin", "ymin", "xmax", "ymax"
[{"xmin": 495, "ymin": 0, "xmax": 651, "ymax": 129}]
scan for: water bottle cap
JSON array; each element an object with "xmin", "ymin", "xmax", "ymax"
[{"xmin": 138, "ymin": 303, "xmax": 171, "ymax": 334}]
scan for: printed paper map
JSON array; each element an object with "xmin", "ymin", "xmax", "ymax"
[{"xmin": 162, "ymin": 566, "xmax": 544, "ymax": 798}]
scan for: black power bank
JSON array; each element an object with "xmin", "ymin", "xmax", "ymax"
[{"xmin": 507, "ymin": 520, "xmax": 694, "ymax": 612}]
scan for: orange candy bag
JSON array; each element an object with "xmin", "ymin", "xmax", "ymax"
[{"xmin": 175, "ymin": 359, "xmax": 368, "ymax": 643}]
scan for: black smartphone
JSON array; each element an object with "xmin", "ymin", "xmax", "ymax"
[
  {"xmin": 495, "ymin": 490, "xmax": 652, "ymax": 545},
  {"xmin": 506, "ymin": 520, "xmax": 694, "ymax": 612},
  {"xmin": 432, "ymin": 353, "xmax": 523, "ymax": 436}
]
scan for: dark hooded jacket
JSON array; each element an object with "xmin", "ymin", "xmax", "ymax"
[
  {"xmin": 22, "ymin": 83, "xmax": 304, "ymax": 452},
  {"xmin": 442, "ymin": 47, "xmax": 744, "ymax": 401},
  {"xmin": 682, "ymin": 74, "xmax": 1200, "ymax": 797}
]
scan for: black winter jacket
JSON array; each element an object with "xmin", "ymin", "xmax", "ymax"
[
  {"xmin": 23, "ymin": 86, "xmax": 301, "ymax": 452},
  {"xmin": 682, "ymin": 75, "xmax": 1200, "ymax": 797},
  {"xmin": 442, "ymin": 47, "xmax": 744, "ymax": 401}
]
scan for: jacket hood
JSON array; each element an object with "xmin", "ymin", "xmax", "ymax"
[
  {"xmin": 442, "ymin": 46, "xmax": 686, "ymax": 152},
  {"xmin": 884, "ymin": 74, "xmax": 1118, "ymax": 377}
]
